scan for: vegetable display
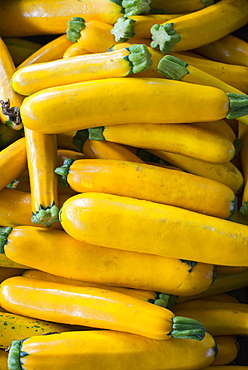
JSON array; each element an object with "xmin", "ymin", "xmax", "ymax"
[{"xmin": 0, "ymin": 0, "xmax": 248, "ymax": 368}]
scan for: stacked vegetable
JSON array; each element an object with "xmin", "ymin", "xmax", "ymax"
[{"xmin": 0, "ymin": 0, "xmax": 248, "ymax": 369}]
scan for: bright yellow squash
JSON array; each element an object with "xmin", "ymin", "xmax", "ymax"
[
  {"xmin": 11, "ymin": 45, "xmax": 152, "ymax": 96},
  {"xmin": 55, "ymin": 158, "xmax": 237, "ymax": 219},
  {"xmin": 0, "ymin": 311, "xmax": 70, "ymax": 349},
  {"xmin": 150, "ymin": 0, "xmax": 248, "ymax": 53},
  {"xmin": 19, "ymin": 77, "xmax": 242, "ymax": 134},
  {"xmin": 0, "ymin": 276, "xmax": 206, "ymax": 341},
  {"xmin": 88, "ymin": 123, "xmax": 236, "ymax": 164},
  {"xmin": 59, "ymin": 192, "xmax": 248, "ymax": 267},
  {"xmin": 7, "ymin": 330, "xmax": 217, "ymax": 370},
  {"xmin": 0, "ymin": 225, "xmax": 216, "ymax": 296}
]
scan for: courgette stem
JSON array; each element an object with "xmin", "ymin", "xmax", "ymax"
[
  {"xmin": 0, "ymin": 226, "xmax": 12, "ymax": 254},
  {"xmin": 128, "ymin": 44, "xmax": 152, "ymax": 74},
  {"xmin": 8, "ymin": 339, "xmax": 22, "ymax": 370},
  {"xmin": 72, "ymin": 129, "xmax": 89, "ymax": 152},
  {"xmin": 0, "ymin": 100, "xmax": 23, "ymax": 130},
  {"xmin": 157, "ymin": 55, "xmax": 189, "ymax": 80},
  {"xmin": 171, "ymin": 316, "xmax": 206, "ymax": 341},
  {"xmin": 150, "ymin": 23, "xmax": 181, "ymax": 54},
  {"xmin": 88, "ymin": 127, "xmax": 106, "ymax": 141},
  {"xmin": 111, "ymin": 16, "xmax": 136, "ymax": 42},
  {"xmin": 226, "ymin": 93, "xmax": 248, "ymax": 120},
  {"xmin": 31, "ymin": 203, "xmax": 59, "ymax": 228},
  {"xmin": 66, "ymin": 17, "xmax": 86, "ymax": 43},
  {"xmin": 122, "ymin": 0, "xmax": 151, "ymax": 16},
  {"xmin": 54, "ymin": 158, "xmax": 75, "ymax": 188}
]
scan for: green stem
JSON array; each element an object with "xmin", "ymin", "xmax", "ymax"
[
  {"xmin": 8, "ymin": 340, "xmax": 22, "ymax": 370},
  {"xmin": 111, "ymin": 16, "xmax": 136, "ymax": 42},
  {"xmin": 66, "ymin": 17, "xmax": 85, "ymax": 42},
  {"xmin": 0, "ymin": 100, "xmax": 23, "ymax": 130},
  {"xmin": 54, "ymin": 158, "xmax": 74, "ymax": 188},
  {"xmin": 88, "ymin": 127, "xmax": 105, "ymax": 141},
  {"xmin": 201, "ymin": 0, "xmax": 214, "ymax": 6},
  {"xmin": 157, "ymin": 55, "xmax": 189, "ymax": 80},
  {"xmin": 122, "ymin": 0, "xmax": 151, "ymax": 16},
  {"xmin": 128, "ymin": 44, "xmax": 152, "ymax": 74},
  {"xmin": 240, "ymin": 201, "xmax": 248, "ymax": 218},
  {"xmin": 72, "ymin": 129, "xmax": 89, "ymax": 152},
  {"xmin": 150, "ymin": 23, "xmax": 181, "ymax": 54},
  {"xmin": 31, "ymin": 202, "xmax": 59, "ymax": 227},
  {"xmin": 234, "ymin": 137, "xmax": 242, "ymax": 156},
  {"xmin": 0, "ymin": 226, "xmax": 12, "ymax": 254},
  {"xmin": 226, "ymin": 93, "xmax": 248, "ymax": 120},
  {"xmin": 170, "ymin": 316, "xmax": 206, "ymax": 341}
]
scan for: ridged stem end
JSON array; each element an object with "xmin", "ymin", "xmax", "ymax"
[
  {"xmin": 88, "ymin": 127, "xmax": 105, "ymax": 141},
  {"xmin": 157, "ymin": 55, "xmax": 188, "ymax": 80},
  {"xmin": 226, "ymin": 93, "xmax": 248, "ymax": 120},
  {"xmin": 0, "ymin": 226, "xmax": 12, "ymax": 254},
  {"xmin": 8, "ymin": 340, "xmax": 22, "ymax": 370},
  {"xmin": 128, "ymin": 44, "xmax": 152, "ymax": 73},
  {"xmin": 66, "ymin": 17, "xmax": 86, "ymax": 42},
  {"xmin": 111, "ymin": 16, "xmax": 135, "ymax": 42},
  {"xmin": 150, "ymin": 23, "xmax": 181, "ymax": 54},
  {"xmin": 122, "ymin": 0, "xmax": 151, "ymax": 16},
  {"xmin": 31, "ymin": 203, "xmax": 59, "ymax": 227},
  {"xmin": 54, "ymin": 158, "xmax": 74, "ymax": 188},
  {"xmin": 171, "ymin": 316, "xmax": 206, "ymax": 341}
]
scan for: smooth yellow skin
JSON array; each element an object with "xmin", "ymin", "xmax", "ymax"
[
  {"xmin": 20, "ymin": 77, "xmax": 230, "ymax": 134},
  {"xmin": 239, "ymin": 129, "xmax": 248, "ymax": 214},
  {"xmin": 126, "ymin": 13, "xmax": 184, "ymax": 38},
  {"xmin": 173, "ymin": 52, "xmax": 248, "ymax": 94},
  {"xmin": 0, "ymin": 188, "xmax": 69, "ymax": 229},
  {"xmin": 0, "ymin": 311, "xmax": 70, "ymax": 349},
  {"xmin": 211, "ymin": 335, "xmax": 239, "ymax": 366},
  {"xmin": 0, "ymin": 276, "xmax": 175, "ymax": 340},
  {"xmin": 195, "ymin": 34, "xmax": 248, "ymax": 68},
  {"xmin": 0, "ymin": 255, "xmax": 28, "ymax": 269},
  {"xmin": 65, "ymin": 158, "xmax": 236, "ymax": 219},
  {"xmin": 3, "ymin": 37, "xmax": 42, "ymax": 67},
  {"xmin": 22, "ymin": 269, "xmax": 158, "ymax": 302},
  {"xmin": 60, "ymin": 192, "xmax": 248, "ymax": 267},
  {"xmin": 24, "ymin": 128, "xmax": 59, "ymax": 225},
  {"xmin": 83, "ymin": 138, "xmax": 144, "ymax": 162},
  {"xmin": 63, "ymin": 43, "xmax": 91, "ymax": 58},
  {"xmin": 0, "ymin": 0, "xmax": 123, "ymax": 37},
  {"xmin": 190, "ymin": 119, "xmax": 236, "ymax": 143},
  {"xmin": 149, "ymin": 149, "xmax": 244, "ymax": 194},
  {"xmin": 17, "ymin": 34, "xmax": 73, "ymax": 69},
  {"xmin": 0, "ymin": 37, "xmax": 23, "ymax": 129},
  {"xmin": 0, "ymin": 350, "xmax": 7, "ymax": 370},
  {"xmin": 201, "ymin": 367, "xmax": 248, "ymax": 370},
  {"xmin": 77, "ymin": 20, "xmax": 116, "ymax": 53},
  {"xmin": 175, "ymin": 61, "xmax": 248, "ymax": 127},
  {"xmin": 12, "ymin": 48, "xmax": 132, "ymax": 96},
  {"xmin": 176, "ymin": 270, "xmax": 248, "ymax": 303},
  {"xmin": 0, "ymin": 137, "xmax": 27, "ymax": 191},
  {"xmin": 4, "ymin": 226, "xmax": 215, "ymax": 295},
  {"xmin": 13, "ymin": 330, "xmax": 217, "ymax": 370},
  {"xmin": 150, "ymin": 0, "xmax": 210, "ymax": 13},
  {"xmin": 101, "ymin": 123, "xmax": 235, "ymax": 164},
  {"xmin": 156, "ymin": 0, "xmax": 248, "ymax": 52},
  {"xmin": 172, "ymin": 299, "xmax": 248, "ymax": 336},
  {"xmin": 0, "ymin": 267, "xmax": 25, "ymax": 283}
]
